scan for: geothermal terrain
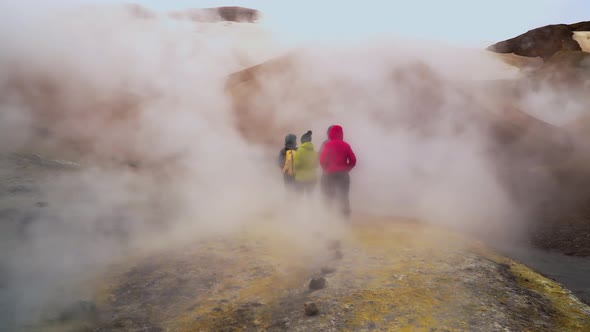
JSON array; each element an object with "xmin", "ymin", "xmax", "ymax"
[
  {"xmin": 1, "ymin": 3, "xmax": 590, "ymax": 331},
  {"xmin": 1, "ymin": 154, "xmax": 589, "ymax": 331}
]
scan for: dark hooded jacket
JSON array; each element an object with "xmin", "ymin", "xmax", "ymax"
[
  {"xmin": 278, "ymin": 134, "xmax": 297, "ymax": 169},
  {"xmin": 319, "ymin": 125, "xmax": 356, "ymax": 174}
]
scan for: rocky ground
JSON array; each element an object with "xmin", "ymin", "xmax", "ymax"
[
  {"xmin": 1, "ymin": 153, "xmax": 589, "ymax": 331},
  {"xmin": 0, "ymin": 153, "xmax": 79, "ymax": 240},
  {"xmin": 532, "ymin": 219, "xmax": 590, "ymax": 257},
  {"xmin": 33, "ymin": 222, "xmax": 590, "ymax": 331},
  {"xmin": 38, "ymin": 220, "xmax": 590, "ymax": 331},
  {"xmin": 528, "ymin": 178, "xmax": 590, "ymax": 258}
]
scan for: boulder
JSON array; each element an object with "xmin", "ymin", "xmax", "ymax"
[{"xmin": 309, "ymin": 277, "xmax": 326, "ymax": 290}]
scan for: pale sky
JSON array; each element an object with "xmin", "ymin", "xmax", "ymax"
[
  {"xmin": 3, "ymin": 0, "xmax": 589, "ymax": 47},
  {"xmin": 129, "ymin": 0, "xmax": 590, "ymax": 47}
]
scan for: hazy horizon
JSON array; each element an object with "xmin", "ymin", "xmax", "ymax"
[{"xmin": 2, "ymin": 0, "xmax": 590, "ymax": 48}]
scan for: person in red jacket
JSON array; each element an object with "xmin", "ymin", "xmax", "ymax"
[{"xmin": 319, "ymin": 125, "xmax": 356, "ymax": 218}]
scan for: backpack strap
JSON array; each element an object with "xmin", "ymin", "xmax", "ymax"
[{"xmin": 282, "ymin": 149, "xmax": 296, "ymax": 176}]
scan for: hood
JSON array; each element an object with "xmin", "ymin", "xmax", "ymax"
[
  {"xmin": 284, "ymin": 134, "xmax": 297, "ymax": 148},
  {"xmin": 327, "ymin": 125, "xmax": 334, "ymax": 137},
  {"xmin": 299, "ymin": 142, "xmax": 315, "ymax": 150},
  {"xmin": 328, "ymin": 125, "xmax": 343, "ymax": 141},
  {"xmin": 301, "ymin": 130, "xmax": 313, "ymax": 144}
]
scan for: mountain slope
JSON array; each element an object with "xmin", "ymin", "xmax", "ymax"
[{"xmin": 488, "ymin": 21, "xmax": 590, "ymax": 60}]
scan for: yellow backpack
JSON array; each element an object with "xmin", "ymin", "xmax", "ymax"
[{"xmin": 282, "ymin": 149, "xmax": 296, "ymax": 176}]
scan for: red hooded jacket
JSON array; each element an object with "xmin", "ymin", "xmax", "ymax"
[{"xmin": 319, "ymin": 125, "xmax": 356, "ymax": 174}]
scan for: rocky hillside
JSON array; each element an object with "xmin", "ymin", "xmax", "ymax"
[
  {"xmin": 224, "ymin": 52, "xmax": 567, "ymax": 153},
  {"xmin": 168, "ymin": 6, "xmax": 260, "ymax": 23},
  {"xmin": 488, "ymin": 21, "xmax": 590, "ymax": 60},
  {"xmin": 126, "ymin": 4, "xmax": 260, "ymax": 23},
  {"xmin": 488, "ymin": 21, "xmax": 590, "ymax": 88},
  {"xmin": 487, "ymin": 21, "xmax": 590, "ymax": 257}
]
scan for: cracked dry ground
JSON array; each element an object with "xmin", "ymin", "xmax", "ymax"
[{"xmin": 44, "ymin": 218, "xmax": 590, "ymax": 332}]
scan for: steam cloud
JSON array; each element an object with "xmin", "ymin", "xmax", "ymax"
[{"xmin": 0, "ymin": 1, "xmax": 588, "ymax": 329}]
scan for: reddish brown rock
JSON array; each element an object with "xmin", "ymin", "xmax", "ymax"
[
  {"xmin": 570, "ymin": 21, "xmax": 590, "ymax": 31},
  {"xmin": 488, "ymin": 23, "xmax": 582, "ymax": 60}
]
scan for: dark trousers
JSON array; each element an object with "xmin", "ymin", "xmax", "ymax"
[
  {"xmin": 282, "ymin": 175, "xmax": 298, "ymax": 204},
  {"xmin": 295, "ymin": 181, "xmax": 316, "ymax": 195},
  {"xmin": 283, "ymin": 174, "xmax": 296, "ymax": 186},
  {"xmin": 321, "ymin": 172, "xmax": 351, "ymax": 218}
]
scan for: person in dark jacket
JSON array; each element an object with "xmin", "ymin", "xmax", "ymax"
[
  {"xmin": 278, "ymin": 133, "xmax": 298, "ymax": 186},
  {"xmin": 319, "ymin": 125, "xmax": 356, "ymax": 218}
]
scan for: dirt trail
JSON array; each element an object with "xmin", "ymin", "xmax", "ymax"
[{"xmin": 38, "ymin": 218, "xmax": 589, "ymax": 332}]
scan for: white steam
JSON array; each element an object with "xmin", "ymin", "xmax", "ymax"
[{"xmin": 0, "ymin": 2, "xmax": 587, "ymax": 329}]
